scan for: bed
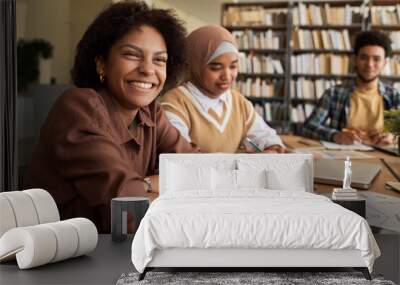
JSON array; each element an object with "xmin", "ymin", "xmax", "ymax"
[{"xmin": 131, "ymin": 154, "xmax": 380, "ymax": 280}]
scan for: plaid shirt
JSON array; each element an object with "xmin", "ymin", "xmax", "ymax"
[{"xmin": 303, "ymin": 80, "xmax": 400, "ymax": 141}]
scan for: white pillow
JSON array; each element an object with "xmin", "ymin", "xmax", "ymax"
[
  {"xmin": 212, "ymin": 168, "xmax": 237, "ymax": 190},
  {"xmin": 238, "ymin": 158, "xmax": 308, "ymax": 192},
  {"xmin": 211, "ymin": 169, "xmax": 267, "ymax": 190},
  {"xmin": 167, "ymin": 162, "xmax": 212, "ymax": 191},
  {"xmin": 266, "ymin": 166, "xmax": 307, "ymax": 191},
  {"xmin": 237, "ymin": 169, "xmax": 267, "ymax": 189}
]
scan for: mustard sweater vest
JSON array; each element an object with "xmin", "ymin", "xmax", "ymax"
[{"xmin": 161, "ymin": 86, "xmax": 256, "ymax": 153}]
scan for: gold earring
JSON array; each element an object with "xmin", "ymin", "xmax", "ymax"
[{"xmin": 99, "ymin": 74, "xmax": 105, "ymax": 83}]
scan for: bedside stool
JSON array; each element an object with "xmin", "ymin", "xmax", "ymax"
[
  {"xmin": 332, "ymin": 198, "xmax": 366, "ymax": 218},
  {"xmin": 111, "ymin": 197, "xmax": 149, "ymax": 242}
]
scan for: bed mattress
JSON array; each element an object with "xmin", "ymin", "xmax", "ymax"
[{"xmin": 131, "ymin": 190, "xmax": 380, "ymax": 273}]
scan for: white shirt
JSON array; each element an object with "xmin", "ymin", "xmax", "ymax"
[{"xmin": 165, "ymin": 82, "xmax": 283, "ymax": 150}]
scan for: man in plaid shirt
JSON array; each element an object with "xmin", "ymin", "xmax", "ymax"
[{"xmin": 303, "ymin": 31, "xmax": 400, "ymax": 145}]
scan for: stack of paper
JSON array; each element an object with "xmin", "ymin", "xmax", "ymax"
[
  {"xmin": 321, "ymin": 141, "xmax": 373, "ymax": 151},
  {"xmin": 332, "ymin": 187, "xmax": 358, "ymax": 200}
]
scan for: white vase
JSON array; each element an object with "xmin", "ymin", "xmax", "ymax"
[{"xmin": 39, "ymin": 58, "xmax": 52, "ymax": 84}]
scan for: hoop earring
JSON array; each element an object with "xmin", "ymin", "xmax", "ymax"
[{"xmin": 99, "ymin": 74, "xmax": 105, "ymax": 83}]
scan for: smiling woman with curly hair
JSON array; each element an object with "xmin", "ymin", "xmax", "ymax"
[{"xmin": 27, "ymin": 1, "xmax": 199, "ymax": 233}]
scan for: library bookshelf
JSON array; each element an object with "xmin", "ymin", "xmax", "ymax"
[{"xmin": 221, "ymin": 0, "xmax": 400, "ymax": 133}]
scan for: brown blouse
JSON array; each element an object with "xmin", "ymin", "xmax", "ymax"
[{"xmin": 27, "ymin": 88, "xmax": 199, "ymax": 232}]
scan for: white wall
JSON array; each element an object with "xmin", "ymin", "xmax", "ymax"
[
  {"xmin": 16, "ymin": 0, "xmax": 109, "ymax": 84},
  {"xmin": 17, "ymin": 0, "xmax": 71, "ymax": 84},
  {"xmin": 153, "ymin": 0, "xmax": 224, "ymax": 33}
]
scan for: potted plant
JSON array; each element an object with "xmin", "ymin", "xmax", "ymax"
[
  {"xmin": 17, "ymin": 39, "xmax": 53, "ymax": 93},
  {"xmin": 384, "ymin": 109, "xmax": 400, "ymax": 155}
]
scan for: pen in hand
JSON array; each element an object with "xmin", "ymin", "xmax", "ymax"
[{"xmin": 245, "ymin": 137, "xmax": 263, "ymax": 153}]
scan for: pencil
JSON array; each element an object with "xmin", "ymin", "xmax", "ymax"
[
  {"xmin": 297, "ymin": 140, "xmax": 312, "ymax": 146},
  {"xmin": 245, "ymin": 138, "xmax": 263, "ymax": 153}
]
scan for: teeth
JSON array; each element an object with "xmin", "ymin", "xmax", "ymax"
[{"xmin": 129, "ymin": 81, "xmax": 153, "ymax": 89}]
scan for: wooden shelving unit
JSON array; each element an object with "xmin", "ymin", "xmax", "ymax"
[{"xmin": 221, "ymin": 0, "xmax": 400, "ymax": 131}]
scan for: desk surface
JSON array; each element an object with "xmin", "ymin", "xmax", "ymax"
[
  {"xmin": 146, "ymin": 135, "xmax": 400, "ymax": 201},
  {"xmin": 0, "ymin": 235, "xmax": 133, "ymax": 285},
  {"xmin": 281, "ymin": 135, "xmax": 400, "ymax": 198}
]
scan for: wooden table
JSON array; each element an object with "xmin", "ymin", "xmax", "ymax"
[
  {"xmin": 281, "ymin": 135, "xmax": 400, "ymax": 198},
  {"xmin": 147, "ymin": 135, "xmax": 399, "ymax": 201}
]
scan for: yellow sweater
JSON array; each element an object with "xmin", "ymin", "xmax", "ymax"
[
  {"xmin": 348, "ymin": 87, "xmax": 384, "ymax": 132},
  {"xmin": 161, "ymin": 86, "xmax": 256, "ymax": 153}
]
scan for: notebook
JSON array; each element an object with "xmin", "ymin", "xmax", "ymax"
[
  {"xmin": 314, "ymin": 159, "xmax": 381, "ymax": 189},
  {"xmin": 320, "ymin": 140, "xmax": 374, "ymax": 151},
  {"xmin": 372, "ymin": 144, "xmax": 400, "ymax": 156}
]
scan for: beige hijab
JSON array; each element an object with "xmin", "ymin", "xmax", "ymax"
[{"xmin": 186, "ymin": 25, "xmax": 238, "ymax": 93}]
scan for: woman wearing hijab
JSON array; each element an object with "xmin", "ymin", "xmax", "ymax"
[{"xmin": 161, "ymin": 25, "xmax": 285, "ymax": 153}]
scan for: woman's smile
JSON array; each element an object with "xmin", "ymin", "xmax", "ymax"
[{"xmin": 126, "ymin": 80, "xmax": 156, "ymax": 90}]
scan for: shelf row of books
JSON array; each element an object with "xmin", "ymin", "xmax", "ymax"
[
  {"xmin": 232, "ymin": 30, "xmax": 285, "ymax": 50},
  {"xmin": 293, "ymin": 3, "xmax": 364, "ymax": 26},
  {"xmin": 236, "ymin": 78, "xmax": 282, "ymax": 98},
  {"xmin": 291, "ymin": 54, "xmax": 350, "ymax": 75},
  {"xmin": 291, "ymin": 104, "xmax": 314, "ymax": 123},
  {"xmin": 381, "ymin": 56, "xmax": 400, "ymax": 77},
  {"xmin": 236, "ymin": 76, "xmax": 399, "ymax": 102},
  {"xmin": 254, "ymin": 103, "xmax": 315, "ymax": 124},
  {"xmin": 371, "ymin": 5, "xmax": 400, "ymax": 25},
  {"xmin": 389, "ymin": 31, "xmax": 400, "ymax": 51},
  {"xmin": 254, "ymin": 102, "xmax": 286, "ymax": 122},
  {"xmin": 290, "ymin": 78, "xmax": 341, "ymax": 100},
  {"xmin": 238, "ymin": 75, "xmax": 399, "ymax": 100},
  {"xmin": 292, "ymin": 29, "xmax": 351, "ymax": 50},
  {"xmin": 238, "ymin": 53, "xmax": 284, "ymax": 74},
  {"xmin": 222, "ymin": 3, "xmax": 400, "ymax": 28},
  {"xmin": 222, "ymin": 6, "xmax": 287, "ymax": 27}
]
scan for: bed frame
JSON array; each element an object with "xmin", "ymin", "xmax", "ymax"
[
  {"xmin": 137, "ymin": 154, "xmax": 373, "ymax": 281},
  {"xmin": 139, "ymin": 248, "xmax": 371, "ymax": 280}
]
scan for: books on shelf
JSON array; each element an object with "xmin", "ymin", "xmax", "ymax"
[
  {"xmin": 223, "ymin": 6, "xmax": 287, "ymax": 27},
  {"xmin": 381, "ymin": 56, "xmax": 400, "ymax": 77},
  {"xmin": 222, "ymin": 1, "xmax": 399, "ymax": 127},
  {"xmin": 292, "ymin": 29, "xmax": 352, "ymax": 50},
  {"xmin": 290, "ymin": 103, "xmax": 314, "ymax": 123},
  {"xmin": 371, "ymin": 5, "xmax": 400, "ymax": 25},
  {"xmin": 253, "ymin": 102, "xmax": 285, "ymax": 123},
  {"xmin": 291, "ymin": 54, "xmax": 350, "ymax": 75},
  {"xmin": 236, "ymin": 78, "xmax": 277, "ymax": 98},
  {"xmin": 389, "ymin": 31, "xmax": 400, "ymax": 51},
  {"xmin": 290, "ymin": 78, "xmax": 341, "ymax": 101},
  {"xmin": 232, "ymin": 30, "xmax": 285, "ymax": 50},
  {"xmin": 293, "ymin": 3, "xmax": 363, "ymax": 26},
  {"xmin": 238, "ymin": 53, "xmax": 284, "ymax": 74}
]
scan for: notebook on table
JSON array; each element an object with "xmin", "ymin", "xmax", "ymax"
[
  {"xmin": 314, "ymin": 159, "xmax": 381, "ymax": 190},
  {"xmin": 371, "ymin": 144, "xmax": 400, "ymax": 156}
]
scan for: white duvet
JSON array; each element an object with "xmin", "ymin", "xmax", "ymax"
[{"xmin": 131, "ymin": 190, "xmax": 380, "ymax": 273}]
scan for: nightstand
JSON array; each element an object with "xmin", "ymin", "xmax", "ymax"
[{"xmin": 332, "ymin": 198, "xmax": 366, "ymax": 218}]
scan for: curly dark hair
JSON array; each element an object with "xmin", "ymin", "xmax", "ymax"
[
  {"xmin": 354, "ymin": 30, "xmax": 392, "ymax": 57},
  {"xmin": 71, "ymin": 1, "xmax": 187, "ymax": 91}
]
